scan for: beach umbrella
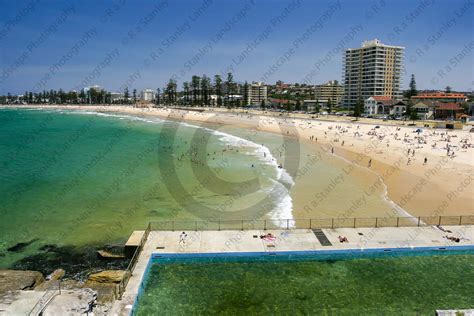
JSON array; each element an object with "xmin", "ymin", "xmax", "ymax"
[{"xmin": 416, "ymin": 128, "xmax": 423, "ymax": 133}]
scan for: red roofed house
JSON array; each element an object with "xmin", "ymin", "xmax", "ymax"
[
  {"xmin": 411, "ymin": 92, "xmax": 467, "ymax": 103},
  {"xmin": 434, "ymin": 103, "xmax": 464, "ymax": 120}
]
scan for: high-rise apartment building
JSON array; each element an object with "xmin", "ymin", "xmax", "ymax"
[
  {"xmin": 246, "ymin": 82, "xmax": 267, "ymax": 105},
  {"xmin": 314, "ymin": 80, "xmax": 344, "ymax": 106},
  {"xmin": 140, "ymin": 89, "xmax": 155, "ymax": 102},
  {"xmin": 342, "ymin": 39, "xmax": 404, "ymax": 108}
]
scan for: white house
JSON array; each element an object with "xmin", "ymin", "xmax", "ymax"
[{"xmin": 365, "ymin": 96, "xmax": 406, "ymax": 117}]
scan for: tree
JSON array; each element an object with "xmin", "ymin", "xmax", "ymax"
[
  {"xmin": 353, "ymin": 98, "xmax": 363, "ymax": 119},
  {"xmin": 124, "ymin": 87, "xmax": 130, "ymax": 104},
  {"xmin": 445, "ymin": 86, "xmax": 452, "ymax": 93},
  {"xmin": 260, "ymin": 100, "xmax": 265, "ymax": 110},
  {"xmin": 285, "ymin": 100, "xmax": 292, "ymax": 112},
  {"xmin": 243, "ymin": 81, "xmax": 249, "ymax": 106},
  {"xmin": 191, "ymin": 75, "xmax": 201, "ymax": 105},
  {"xmin": 409, "ymin": 110, "xmax": 419, "ymax": 121},
  {"xmin": 315, "ymin": 100, "xmax": 320, "ymax": 113},
  {"xmin": 155, "ymin": 88, "xmax": 161, "ymax": 106},
  {"xmin": 182, "ymin": 82, "xmax": 189, "ymax": 105},
  {"xmin": 295, "ymin": 100, "xmax": 301, "ymax": 111},
  {"xmin": 132, "ymin": 89, "xmax": 137, "ymax": 103},
  {"xmin": 214, "ymin": 75, "xmax": 222, "ymax": 107},
  {"xmin": 327, "ymin": 98, "xmax": 332, "ymax": 114},
  {"xmin": 166, "ymin": 79, "xmax": 177, "ymax": 104},
  {"xmin": 406, "ymin": 74, "xmax": 418, "ymax": 99},
  {"xmin": 201, "ymin": 75, "xmax": 211, "ymax": 106},
  {"xmin": 226, "ymin": 72, "xmax": 233, "ymax": 107}
]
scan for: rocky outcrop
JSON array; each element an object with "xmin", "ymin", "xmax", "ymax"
[
  {"xmin": 87, "ymin": 270, "xmax": 126, "ymax": 284},
  {"xmin": 34, "ymin": 269, "xmax": 66, "ymax": 291},
  {"xmin": 83, "ymin": 270, "xmax": 126, "ymax": 303},
  {"xmin": 0, "ymin": 270, "xmax": 44, "ymax": 294}
]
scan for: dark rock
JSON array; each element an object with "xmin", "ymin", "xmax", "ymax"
[
  {"xmin": 10, "ymin": 245, "xmax": 129, "ymax": 281},
  {"xmin": 6, "ymin": 238, "xmax": 39, "ymax": 252}
]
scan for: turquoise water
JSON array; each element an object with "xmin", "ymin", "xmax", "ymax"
[
  {"xmin": 0, "ymin": 108, "xmax": 286, "ymax": 272},
  {"xmin": 135, "ymin": 252, "xmax": 474, "ymax": 315},
  {"xmin": 0, "ymin": 107, "xmax": 402, "ymax": 277}
]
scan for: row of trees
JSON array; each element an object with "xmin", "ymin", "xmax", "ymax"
[
  {"xmin": 162, "ymin": 73, "xmax": 249, "ymax": 107},
  {"xmin": 0, "ymin": 88, "xmax": 140, "ymax": 105}
]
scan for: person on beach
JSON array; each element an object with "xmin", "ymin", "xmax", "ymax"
[
  {"xmin": 423, "ymin": 157, "xmax": 427, "ymax": 165},
  {"xmin": 179, "ymin": 232, "xmax": 187, "ymax": 244},
  {"xmin": 368, "ymin": 159, "xmax": 372, "ymax": 167}
]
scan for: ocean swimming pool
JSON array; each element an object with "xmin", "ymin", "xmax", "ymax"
[{"xmin": 132, "ymin": 248, "xmax": 474, "ymax": 315}]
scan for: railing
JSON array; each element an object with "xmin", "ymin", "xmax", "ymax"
[
  {"xmin": 28, "ymin": 280, "xmax": 61, "ymax": 316},
  {"xmin": 117, "ymin": 222, "xmax": 152, "ymax": 299},
  {"xmin": 148, "ymin": 215, "xmax": 474, "ymax": 231}
]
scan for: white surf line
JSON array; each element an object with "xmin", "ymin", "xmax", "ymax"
[
  {"xmin": 210, "ymin": 129, "xmax": 295, "ymax": 228},
  {"xmin": 63, "ymin": 109, "xmax": 296, "ymax": 227}
]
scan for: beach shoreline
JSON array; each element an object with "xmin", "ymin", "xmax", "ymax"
[{"xmin": 3, "ymin": 104, "xmax": 473, "ymax": 218}]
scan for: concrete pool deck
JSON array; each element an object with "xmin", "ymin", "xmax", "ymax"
[{"xmin": 111, "ymin": 225, "xmax": 474, "ymax": 315}]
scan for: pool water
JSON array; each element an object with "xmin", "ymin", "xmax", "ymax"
[{"xmin": 134, "ymin": 252, "xmax": 474, "ymax": 315}]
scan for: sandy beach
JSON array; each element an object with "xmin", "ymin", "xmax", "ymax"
[{"xmin": 5, "ymin": 104, "xmax": 474, "ymax": 219}]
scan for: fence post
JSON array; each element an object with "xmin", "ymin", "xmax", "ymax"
[
  {"xmin": 331, "ymin": 218, "xmax": 334, "ymax": 229},
  {"xmin": 309, "ymin": 219, "xmax": 312, "ymax": 229},
  {"xmin": 241, "ymin": 220, "xmax": 244, "ymax": 231},
  {"xmin": 438, "ymin": 216, "xmax": 442, "ymax": 226},
  {"xmin": 195, "ymin": 221, "xmax": 198, "ymax": 232},
  {"xmin": 417, "ymin": 217, "xmax": 421, "ymax": 227},
  {"xmin": 353, "ymin": 217, "xmax": 356, "ymax": 228},
  {"xmin": 459, "ymin": 216, "xmax": 462, "ymax": 225},
  {"xmin": 396, "ymin": 217, "xmax": 400, "ymax": 227},
  {"xmin": 264, "ymin": 220, "xmax": 267, "ymax": 231},
  {"xmin": 375, "ymin": 217, "xmax": 378, "ymax": 228},
  {"xmin": 218, "ymin": 220, "xmax": 221, "ymax": 231},
  {"xmin": 172, "ymin": 221, "xmax": 174, "ymax": 232},
  {"xmin": 287, "ymin": 219, "xmax": 289, "ymax": 230}
]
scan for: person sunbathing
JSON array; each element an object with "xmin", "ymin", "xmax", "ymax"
[
  {"xmin": 443, "ymin": 235, "xmax": 460, "ymax": 243},
  {"xmin": 338, "ymin": 235, "xmax": 349, "ymax": 243}
]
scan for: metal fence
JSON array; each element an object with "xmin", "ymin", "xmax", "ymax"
[
  {"xmin": 117, "ymin": 222, "xmax": 152, "ymax": 299},
  {"xmin": 148, "ymin": 215, "xmax": 474, "ymax": 231}
]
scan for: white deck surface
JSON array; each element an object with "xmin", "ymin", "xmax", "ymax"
[{"xmin": 111, "ymin": 225, "xmax": 474, "ymax": 315}]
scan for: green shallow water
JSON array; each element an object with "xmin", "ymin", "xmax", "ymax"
[
  {"xmin": 0, "ymin": 108, "xmax": 283, "ymax": 271},
  {"xmin": 135, "ymin": 254, "xmax": 474, "ymax": 315}
]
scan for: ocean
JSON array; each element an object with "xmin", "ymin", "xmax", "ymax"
[
  {"xmin": 0, "ymin": 108, "xmax": 397, "ymax": 277},
  {"xmin": 0, "ymin": 108, "xmax": 294, "ymax": 274}
]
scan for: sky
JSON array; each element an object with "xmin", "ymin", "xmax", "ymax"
[{"xmin": 0, "ymin": 0, "xmax": 472, "ymax": 94}]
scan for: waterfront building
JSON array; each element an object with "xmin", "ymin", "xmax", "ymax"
[
  {"xmin": 110, "ymin": 92, "xmax": 124, "ymax": 102},
  {"xmin": 140, "ymin": 89, "xmax": 155, "ymax": 102},
  {"xmin": 246, "ymin": 82, "xmax": 267, "ymax": 105},
  {"xmin": 314, "ymin": 80, "xmax": 344, "ymax": 107},
  {"xmin": 364, "ymin": 96, "xmax": 406, "ymax": 117},
  {"xmin": 411, "ymin": 92, "xmax": 468, "ymax": 103},
  {"xmin": 343, "ymin": 39, "xmax": 404, "ymax": 108}
]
